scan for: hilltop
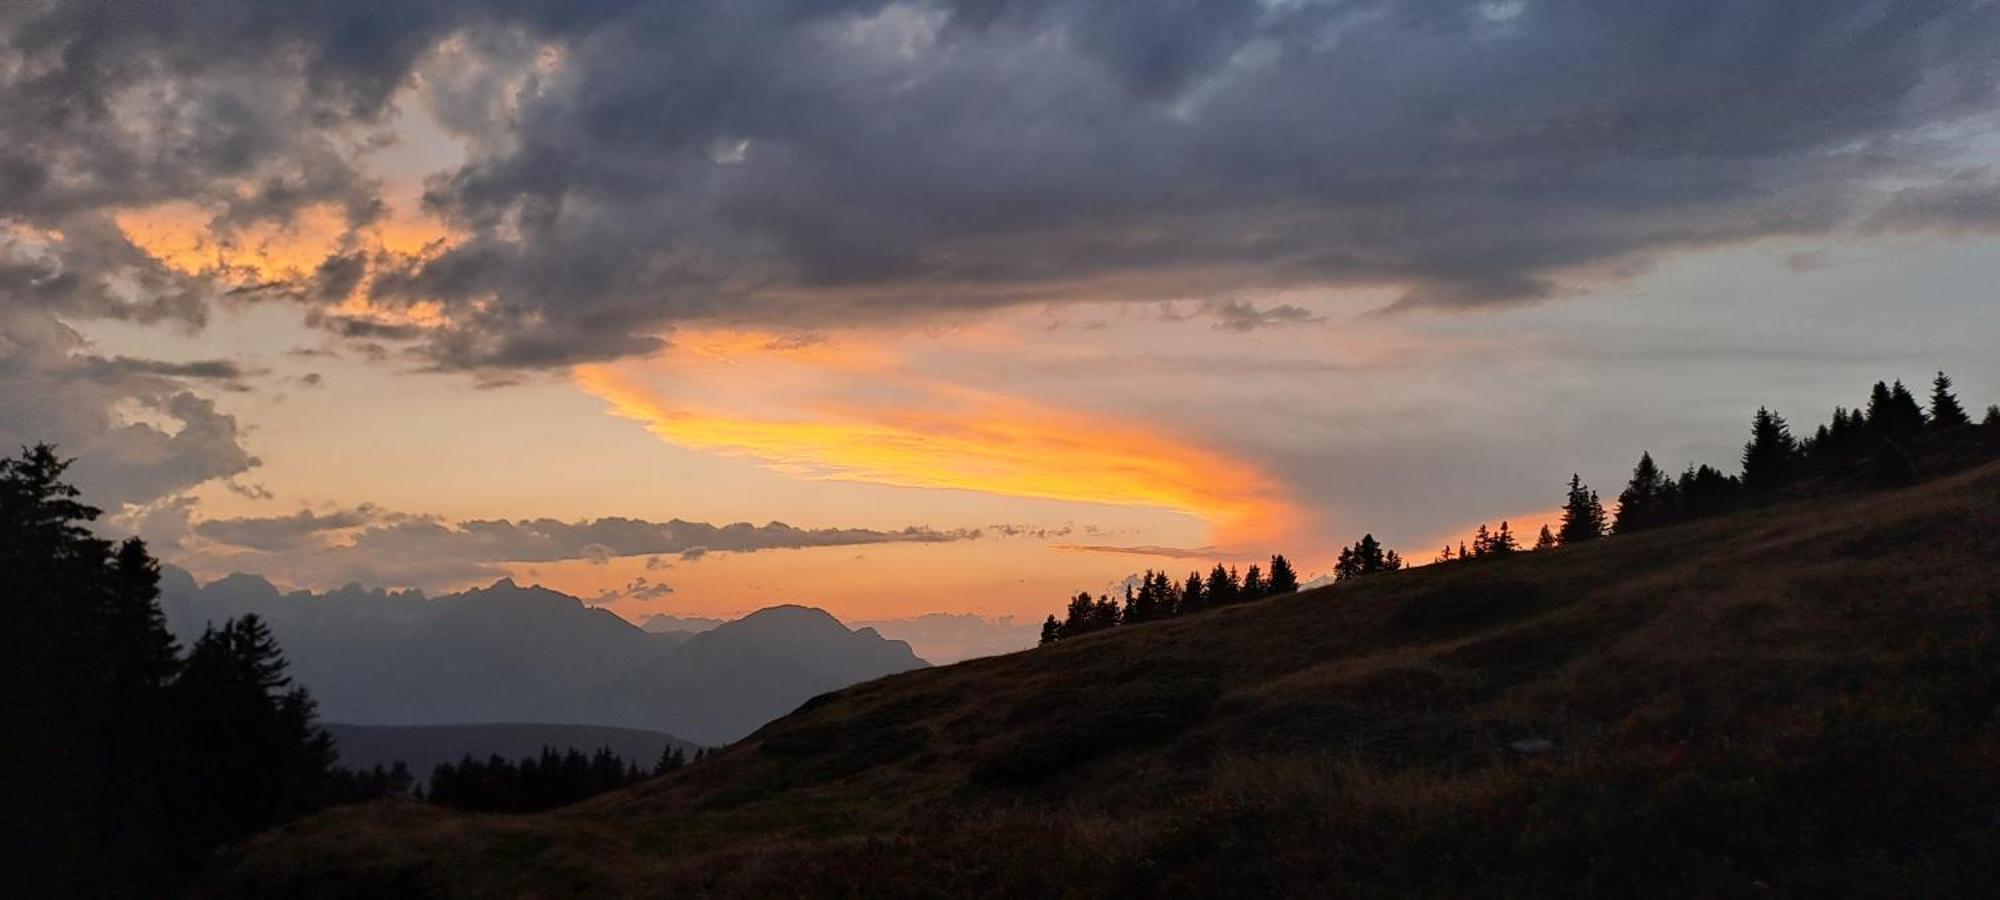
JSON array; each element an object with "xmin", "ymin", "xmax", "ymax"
[{"xmin": 217, "ymin": 462, "xmax": 2000, "ymax": 897}]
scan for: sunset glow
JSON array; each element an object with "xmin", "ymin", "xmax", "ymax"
[{"xmin": 574, "ymin": 360, "xmax": 1301, "ymax": 548}]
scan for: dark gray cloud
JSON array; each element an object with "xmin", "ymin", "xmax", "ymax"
[
  {"xmin": 192, "ymin": 506, "xmax": 385, "ymax": 551},
  {"xmin": 5, "ymin": 1, "xmax": 2000, "ymax": 368}
]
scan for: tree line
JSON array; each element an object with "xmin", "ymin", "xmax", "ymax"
[
  {"xmin": 1429, "ymin": 372, "xmax": 1999, "ymax": 562},
  {"xmin": 421, "ymin": 743, "xmax": 710, "ymax": 813},
  {"xmin": 1, "ymin": 444, "xmax": 716, "ymax": 894},
  {"xmin": 1039, "ymin": 555, "xmax": 1301, "ymax": 644}
]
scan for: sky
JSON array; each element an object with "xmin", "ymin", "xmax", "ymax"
[{"xmin": 4, "ymin": 1, "xmax": 1999, "ymax": 632}]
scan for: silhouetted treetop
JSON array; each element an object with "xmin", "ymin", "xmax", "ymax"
[
  {"xmin": 1558, "ymin": 475, "xmax": 1606, "ymax": 544},
  {"xmin": 1929, "ymin": 371, "xmax": 1970, "ymax": 429}
]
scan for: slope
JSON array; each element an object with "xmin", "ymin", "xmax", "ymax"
[{"xmin": 216, "ymin": 461, "xmax": 2000, "ymax": 897}]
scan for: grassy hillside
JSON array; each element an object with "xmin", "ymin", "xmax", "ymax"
[{"xmin": 215, "ymin": 463, "xmax": 2000, "ymax": 897}]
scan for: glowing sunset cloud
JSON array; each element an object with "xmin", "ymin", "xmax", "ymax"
[{"xmin": 572, "ymin": 359, "xmax": 1300, "ymax": 547}]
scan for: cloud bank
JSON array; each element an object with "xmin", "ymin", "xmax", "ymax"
[
  {"xmin": 173, "ymin": 503, "xmax": 979, "ymax": 590},
  {"xmin": 2, "ymin": 0, "xmax": 1996, "ymax": 371}
]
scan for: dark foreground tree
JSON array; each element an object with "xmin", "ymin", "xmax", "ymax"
[{"xmin": 0, "ymin": 445, "xmax": 335, "ymax": 896}]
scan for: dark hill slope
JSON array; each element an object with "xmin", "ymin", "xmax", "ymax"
[{"xmin": 217, "ymin": 463, "xmax": 2000, "ymax": 897}]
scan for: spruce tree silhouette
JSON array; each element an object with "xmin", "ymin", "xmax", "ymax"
[
  {"xmin": 1614, "ymin": 452, "xmax": 1669, "ymax": 533},
  {"xmin": 1266, "ymin": 555, "xmax": 1300, "ymax": 594},
  {"xmin": 1929, "ymin": 371, "xmax": 1970, "ymax": 429},
  {"xmin": 1534, "ymin": 524, "xmax": 1558, "ymax": 551},
  {"xmin": 1335, "ymin": 534, "xmax": 1399, "ymax": 579},
  {"xmin": 1241, "ymin": 563, "xmax": 1265, "ymax": 599},
  {"xmin": 1181, "ymin": 571, "xmax": 1206, "ymax": 614},
  {"xmin": 1741, "ymin": 408, "xmax": 1798, "ymax": 493},
  {"xmin": 1205, "ymin": 564, "xmax": 1239, "ymax": 606},
  {"xmin": 1558, "ymin": 475, "xmax": 1607, "ymax": 544},
  {"xmin": 1868, "ymin": 380, "xmax": 1927, "ymax": 439}
]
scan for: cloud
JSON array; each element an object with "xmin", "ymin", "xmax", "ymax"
[
  {"xmin": 1207, "ymin": 300, "xmax": 1324, "ymax": 332},
  {"xmin": 0, "ymin": 308, "xmax": 260, "ymax": 510},
  {"xmin": 575, "ymin": 362, "xmax": 1299, "ymax": 545},
  {"xmin": 192, "ymin": 506, "xmax": 385, "ymax": 551},
  {"xmin": 1866, "ymin": 170, "xmax": 2000, "ymax": 235},
  {"xmin": 174, "ymin": 504, "xmax": 978, "ymax": 589},
  {"xmin": 1, "ymin": 2, "xmax": 1996, "ymax": 369}
]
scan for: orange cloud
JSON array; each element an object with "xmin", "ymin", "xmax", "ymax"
[{"xmin": 572, "ymin": 360, "xmax": 1299, "ymax": 547}]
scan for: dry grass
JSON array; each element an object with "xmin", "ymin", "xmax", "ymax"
[{"xmin": 211, "ymin": 462, "xmax": 2000, "ymax": 897}]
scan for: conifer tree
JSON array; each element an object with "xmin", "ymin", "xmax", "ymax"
[
  {"xmin": 1614, "ymin": 452, "xmax": 1669, "ymax": 533},
  {"xmin": 1060, "ymin": 591, "xmax": 1095, "ymax": 638},
  {"xmin": 1868, "ymin": 380, "xmax": 1927, "ymax": 439},
  {"xmin": 1471, "ymin": 524, "xmax": 1493, "ymax": 557},
  {"xmin": 1741, "ymin": 408, "xmax": 1797, "ymax": 493},
  {"xmin": 1928, "ymin": 371, "xmax": 1970, "ymax": 429},
  {"xmin": 1241, "ymin": 563, "xmax": 1265, "ymax": 599},
  {"xmin": 1181, "ymin": 571, "xmax": 1206, "ymax": 614},
  {"xmin": 1434, "ymin": 545, "xmax": 1455, "ymax": 564},
  {"xmin": 1091, "ymin": 594, "xmax": 1121, "ymax": 630},
  {"xmin": 1558, "ymin": 475, "xmax": 1606, "ymax": 544},
  {"xmin": 1534, "ymin": 524, "xmax": 1557, "ymax": 551},
  {"xmin": 1334, "ymin": 534, "xmax": 1398, "ymax": 579},
  {"xmin": 1205, "ymin": 564, "xmax": 1239, "ymax": 606},
  {"xmin": 1039, "ymin": 614, "xmax": 1062, "ymax": 645},
  {"xmin": 1489, "ymin": 521, "xmax": 1519, "ymax": 555},
  {"xmin": 1266, "ymin": 555, "xmax": 1300, "ymax": 594},
  {"xmin": 1986, "ymin": 405, "xmax": 2000, "ymax": 428}
]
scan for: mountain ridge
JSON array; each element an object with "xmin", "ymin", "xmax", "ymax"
[{"xmin": 159, "ymin": 576, "xmax": 927, "ymax": 744}]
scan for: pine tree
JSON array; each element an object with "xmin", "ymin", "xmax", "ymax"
[
  {"xmin": 1929, "ymin": 371, "xmax": 1970, "ymax": 429},
  {"xmin": 1986, "ymin": 405, "xmax": 2000, "ymax": 428},
  {"xmin": 1241, "ymin": 564, "xmax": 1265, "ymax": 599},
  {"xmin": 1434, "ymin": 545, "xmax": 1455, "ymax": 564},
  {"xmin": 1489, "ymin": 521, "xmax": 1519, "ymax": 555},
  {"xmin": 1205, "ymin": 564, "xmax": 1239, "ymax": 606},
  {"xmin": 1558, "ymin": 475, "xmax": 1606, "ymax": 544},
  {"xmin": 1869, "ymin": 380, "xmax": 1927, "ymax": 439},
  {"xmin": 1266, "ymin": 555, "xmax": 1299, "ymax": 594},
  {"xmin": 1060, "ymin": 591, "xmax": 1095, "ymax": 638},
  {"xmin": 1471, "ymin": 524, "xmax": 1493, "ymax": 557},
  {"xmin": 1180, "ymin": 571, "xmax": 1206, "ymax": 614},
  {"xmin": 1613, "ymin": 452, "xmax": 1669, "ymax": 533},
  {"xmin": 1741, "ymin": 408, "xmax": 1798, "ymax": 493},
  {"xmin": 1039, "ymin": 614, "xmax": 1062, "ymax": 645},
  {"xmin": 1534, "ymin": 524, "xmax": 1557, "ymax": 551},
  {"xmin": 654, "ymin": 745, "xmax": 686, "ymax": 776},
  {"xmin": 1335, "ymin": 534, "xmax": 1398, "ymax": 579}
]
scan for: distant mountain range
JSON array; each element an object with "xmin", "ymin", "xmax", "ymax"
[
  {"xmin": 159, "ymin": 570, "xmax": 928, "ymax": 745},
  {"xmin": 324, "ymin": 723, "xmax": 698, "ymax": 776}
]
